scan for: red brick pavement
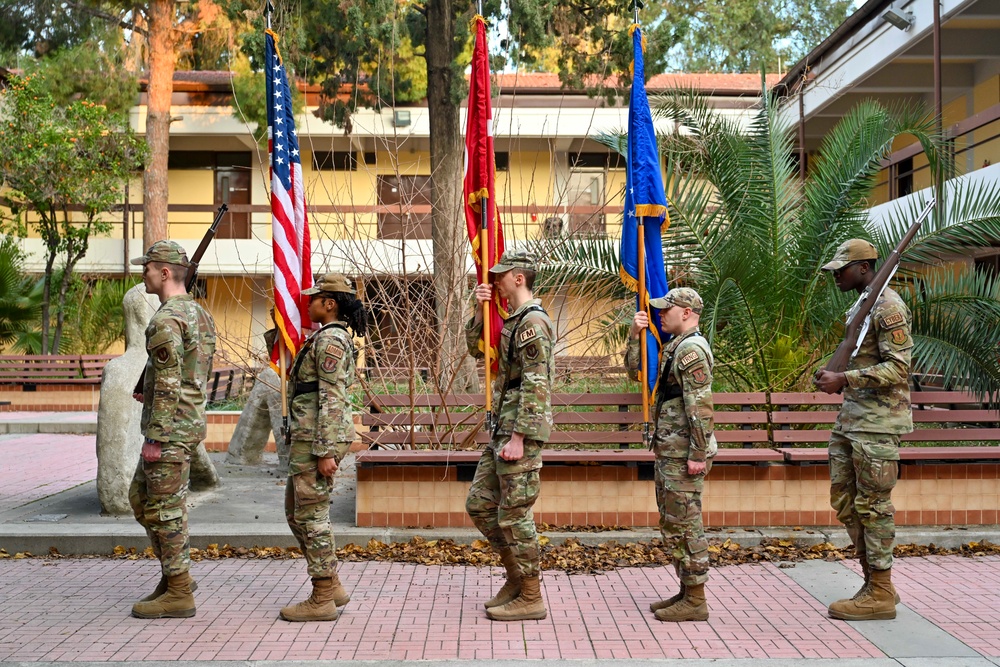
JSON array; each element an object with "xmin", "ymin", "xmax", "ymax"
[
  {"xmin": 0, "ymin": 558, "xmax": 886, "ymax": 661},
  {"xmin": 846, "ymin": 554, "xmax": 1000, "ymax": 657},
  {"xmin": 0, "ymin": 434, "xmax": 96, "ymax": 513}
]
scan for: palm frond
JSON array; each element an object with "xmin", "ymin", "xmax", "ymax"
[{"xmin": 904, "ymin": 267, "xmax": 1000, "ymax": 409}]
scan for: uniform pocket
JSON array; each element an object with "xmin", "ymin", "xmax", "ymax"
[{"xmin": 292, "ymin": 470, "xmax": 329, "ymax": 507}]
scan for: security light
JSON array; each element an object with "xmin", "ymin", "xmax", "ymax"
[
  {"xmin": 881, "ymin": 8, "xmax": 914, "ymax": 31},
  {"xmin": 393, "ymin": 110, "xmax": 411, "ymax": 127}
]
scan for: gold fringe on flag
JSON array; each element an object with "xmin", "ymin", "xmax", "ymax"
[
  {"xmin": 467, "ymin": 187, "xmax": 489, "ymax": 210},
  {"xmin": 265, "ymin": 29, "xmax": 284, "ymax": 62}
]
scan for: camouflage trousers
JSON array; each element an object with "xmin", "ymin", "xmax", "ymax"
[
  {"xmin": 829, "ymin": 431, "xmax": 899, "ymax": 571},
  {"xmin": 655, "ymin": 456, "xmax": 712, "ymax": 587},
  {"xmin": 286, "ymin": 439, "xmax": 337, "ymax": 578},
  {"xmin": 129, "ymin": 445, "xmax": 192, "ymax": 577},
  {"xmin": 465, "ymin": 444, "xmax": 543, "ymax": 578}
]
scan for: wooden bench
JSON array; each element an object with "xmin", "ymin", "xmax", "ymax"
[
  {"xmin": 207, "ymin": 366, "xmax": 249, "ymax": 403},
  {"xmin": 361, "ymin": 392, "xmax": 776, "ymax": 461},
  {"xmin": 771, "ymin": 391, "xmax": 1000, "ymax": 464},
  {"xmin": 0, "ymin": 355, "xmax": 106, "ymax": 388}
]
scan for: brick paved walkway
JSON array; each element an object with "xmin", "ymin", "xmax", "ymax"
[
  {"xmin": 0, "ymin": 557, "xmax": 918, "ymax": 662},
  {"xmin": 871, "ymin": 555, "xmax": 1000, "ymax": 656},
  {"xmin": 0, "ymin": 434, "xmax": 96, "ymax": 513}
]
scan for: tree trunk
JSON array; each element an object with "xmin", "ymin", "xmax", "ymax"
[
  {"xmin": 143, "ymin": 0, "xmax": 178, "ymax": 248},
  {"xmin": 41, "ymin": 239, "xmax": 56, "ymax": 355},
  {"xmin": 425, "ymin": 0, "xmax": 477, "ymax": 393}
]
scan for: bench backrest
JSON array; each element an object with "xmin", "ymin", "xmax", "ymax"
[
  {"xmin": 360, "ymin": 390, "xmax": 1000, "ymax": 450},
  {"xmin": 770, "ymin": 391, "xmax": 1000, "ymax": 444}
]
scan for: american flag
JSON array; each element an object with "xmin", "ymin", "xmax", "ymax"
[{"xmin": 266, "ymin": 29, "xmax": 312, "ymax": 366}]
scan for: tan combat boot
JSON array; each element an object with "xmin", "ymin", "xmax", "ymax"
[
  {"xmin": 829, "ymin": 567, "xmax": 896, "ymax": 620},
  {"xmin": 280, "ymin": 577, "xmax": 339, "ymax": 622},
  {"xmin": 138, "ymin": 575, "xmax": 198, "ymax": 603},
  {"xmin": 131, "ymin": 572, "xmax": 196, "ymax": 618},
  {"xmin": 654, "ymin": 583, "xmax": 709, "ymax": 622},
  {"xmin": 329, "ymin": 572, "xmax": 351, "ymax": 607},
  {"xmin": 650, "ymin": 583, "xmax": 685, "ymax": 612},
  {"xmin": 485, "ymin": 548, "xmax": 522, "ymax": 609},
  {"xmin": 486, "ymin": 575, "xmax": 547, "ymax": 621},
  {"xmin": 854, "ymin": 555, "xmax": 899, "ymax": 604}
]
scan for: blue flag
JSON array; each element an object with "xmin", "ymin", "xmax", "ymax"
[{"xmin": 619, "ymin": 24, "xmax": 670, "ymax": 403}]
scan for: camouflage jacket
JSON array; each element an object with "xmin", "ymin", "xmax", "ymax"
[
  {"xmin": 836, "ymin": 286, "xmax": 913, "ymax": 435},
  {"xmin": 288, "ymin": 321, "xmax": 357, "ymax": 465},
  {"xmin": 625, "ymin": 326, "xmax": 715, "ymax": 462},
  {"xmin": 466, "ymin": 298, "xmax": 555, "ymax": 443},
  {"xmin": 141, "ymin": 294, "xmax": 217, "ymax": 451}
]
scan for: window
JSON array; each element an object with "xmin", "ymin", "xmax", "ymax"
[
  {"xmin": 568, "ymin": 152, "xmax": 624, "ymax": 169},
  {"xmin": 377, "ymin": 175, "xmax": 432, "ymax": 239},
  {"xmin": 312, "ymin": 150, "xmax": 357, "ymax": 171},
  {"xmin": 495, "ymin": 152, "xmax": 510, "ymax": 171}
]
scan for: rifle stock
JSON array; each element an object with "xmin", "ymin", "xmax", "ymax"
[
  {"xmin": 821, "ymin": 198, "xmax": 935, "ymax": 375},
  {"xmin": 133, "ymin": 204, "xmax": 230, "ymax": 396}
]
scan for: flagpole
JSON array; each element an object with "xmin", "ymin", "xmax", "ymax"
[
  {"xmin": 481, "ymin": 204, "xmax": 493, "ymax": 432},
  {"xmin": 634, "ymin": 0, "xmax": 650, "ymax": 447},
  {"xmin": 265, "ymin": 0, "xmax": 289, "ymax": 448},
  {"xmin": 638, "ymin": 219, "xmax": 650, "ymax": 447}
]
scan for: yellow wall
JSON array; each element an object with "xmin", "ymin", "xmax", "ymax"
[{"xmin": 972, "ymin": 75, "xmax": 1000, "ymax": 169}]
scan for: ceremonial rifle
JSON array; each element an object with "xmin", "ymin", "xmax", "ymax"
[
  {"xmin": 818, "ymin": 198, "xmax": 934, "ymax": 376},
  {"xmin": 133, "ymin": 203, "xmax": 229, "ymax": 395}
]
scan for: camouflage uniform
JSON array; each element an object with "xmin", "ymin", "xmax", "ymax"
[
  {"xmin": 286, "ymin": 320, "xmax": 357, "ymax": 578},
  {"xmin": 129, "ymin": 293, "xmax": 217, "ymax": 577},
  {"xmin": 625, "ymin": 290, "xmax": 716, "ymax": 587},
  {"xmin": 465, "ymin": 294, "xmax": 555, "ymax": 579},
  {"xmin": 828, "ymin": 286, "xmax": 912, "ymax": 571}
]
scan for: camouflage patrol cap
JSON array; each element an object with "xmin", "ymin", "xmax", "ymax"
[
  {"xmin": 649, "ymin": 287, "xmax": 703, "ymax": 314},
  {"xmin": 489, "ymin": 249, "xmax": 536, "ymax": 274},
  {"xmin": 130, "ymin": 240, "xmax": 190, "ymax": 267},
  {"xmin": 822, "ymin": 239, "xmax": 878, "ymax": 271},
  {"xmin": 301, "ymin": 272, "xmax": 355, "ymax": 296}
]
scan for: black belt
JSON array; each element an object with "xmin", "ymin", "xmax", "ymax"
[
  {"xmin": 292, "ymin": 381, "xmax": 318, "ymax": 398},
  {"xmin": 504, "ymin": 377, "xmax": 522, "ymax": 391}
]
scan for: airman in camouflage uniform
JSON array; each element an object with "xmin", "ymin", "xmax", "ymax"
[
  {"xmin": 128, "ymin": 240, "xmax": 216, "ymax": 619},
  {"xmin": 280, "ymin": 273, "xmax": 363, "ymax": 622},
  {"xmin": 816, "ymin": 239, "xmax": 913, "ymax": 621},
  {"xmin": 626, "ymin": 287, "xmax": 716, "ymax": 623},
  {"xmin": 465, "ymin": 249, "xmax": 554, "ymax": 622}
]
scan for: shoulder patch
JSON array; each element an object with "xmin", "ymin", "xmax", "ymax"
[
  {"xmin": 678, "ymin": 350, "xmax": 700, "ymax": 369},
  {"xmin": 325, "ymin": 343, "xmax": 344, "ymax": 361},
  {"xmin": 518, "ymin": 326, "xmax": 537, "ymax": 345},
  {"xmin": 690, "ymin": 365, "xmax": 708, "ymax": 385},
  {"xmin": 880, "ymin": 312, "xmax": 905, "ymax": 329}
]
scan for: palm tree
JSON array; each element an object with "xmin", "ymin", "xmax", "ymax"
[
  {"xmin": 534, "ymin": 90, "xmax": 1000, "ymax": 405},
  {"xmin": 0, "ymin": 237, "xmax": 42, "ymax": 351}
]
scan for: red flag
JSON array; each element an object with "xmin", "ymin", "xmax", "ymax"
[
  {"xmin": 266, "ymin": 29, "xmax": 313, "ymax": 367},
  {"xmin": 464, "ymin": 15, "xmax": 506, "ymax": 370}
]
